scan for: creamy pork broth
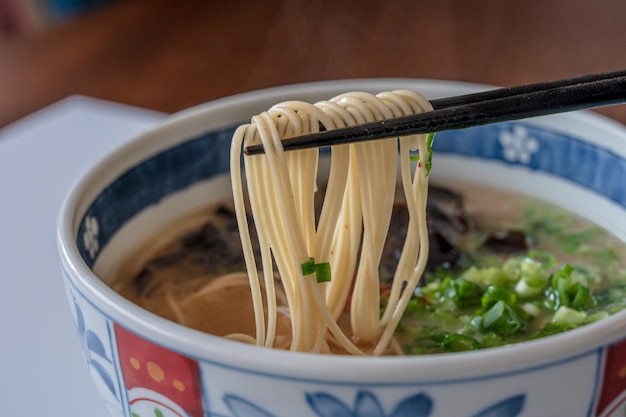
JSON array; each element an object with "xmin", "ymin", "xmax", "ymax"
[
  {"xmin": 111, "ymin": 205, "xmax": 292, "ymax": 347},
  {"xmin": 111, "ymin": 184, "xmax": 626, "ymax": 354}
]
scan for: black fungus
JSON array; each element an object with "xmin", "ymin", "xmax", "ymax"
[
  {"xmin": 134, "ymin": 185, "xmax": 474, "ymax": 289},
  {"xmin": 427, "ymin": 185, "xmax": 470, "ymax": 234},
  {"xmin": 426, "ymin": 222, "xmax": 461, "ymax": 271},
  {"xmin": 181, "ymin": 222, "xmax": 222, "ymax": 250},
  {"xmin": 483, "ymin": 230, "xmax": 528, "ymax": 254},
  {"xmin": 381, "ymin": 187, "xmax": 467, "ymax": 280}
]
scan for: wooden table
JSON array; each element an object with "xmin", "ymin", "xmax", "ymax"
[{"xmin": 1, "ymin": 0, "xmax": 626, "ymax": 129}]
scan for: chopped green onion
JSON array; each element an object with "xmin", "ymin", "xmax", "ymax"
[
  {"xmin": 543, "ymin": 287, "xmax": 565, "ymax": 311},
  {"xmin": 454, "ymin": 278, "xmax": 483, "ymax": 308},
  {"xmin": 301, "ymin": 259, "xmax": 332, "ymax": 282},
  {"xmin": 552, "ymin": 306, "xmax": 587, "ymax": 326},
  {"xmin": 513, "ymin": 255, "xmax": 550, "ymax": 297},
  {"xmin": 608, "ymin": 303, "xmax": 626, "ymax": 314},
  {"xmin": 502, "ymin": 257, "xmax": 522, "ymax": 281},
  {"xmin": 462, "ymin": 266, "xmax": 509, "ymax": 287},
  {"xmin": 531, "ymin": 322, "xmax": 572, "ymax": 339},
  {"xmin": 515, "ymin": 278, "xmax": 544, "ymax": 297},
  {"xmin": 551, "ymin": 263, "xmax": 575, "ymax": 290},
  {"xmin": 570, "ymin": 283, "xmax": 595, "ymax": 310},
  {"xmin": 442, "ymin": 334, "xmax": 478, "ymax": 352},
  {"xmin": 480, "ymin": 332, "xmax": 503, "ymax": 348},
  {"xmin": 548, "ymin": 264, "xmax": 596, "ymax": 310},
  {"xmin": 526, "ymin": 250, "xmax": 557, "ymax": 268},
  {"xmin": 481, "ymin": 301, "xmax": 522, "ymax": 335},
  {"xmin": 424, "ymin": 132, "xmax": 435, "ymax": 175},
  {"xmin": 519, "ymin": 257, "xmax": 546, "ymax": 285},
  {"xmin": 587, "ymin": 311, "xmax": 610, "ymax": 323},
  {"xmin": 301, "ymin": 257, "xmax": 316, "ymax": 276},
  {"xmin": 392, "ymin": 200, "xmax": 626, "ymax": 355},
  {"xmin": 466, "ymin": 315, "xmax": 483, "ymax": 333},
  {"xmin": 408, "ymin": 132, "xmax": 435, "ymax": 175},
  {"xmin": 481, "ymin": 286, "xmax": 517, "ymax": 309},
  {"xmin": 315, "ymin": 262, "xmax": 331, "ymax": 283}
]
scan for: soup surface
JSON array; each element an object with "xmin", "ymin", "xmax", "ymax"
[{"xmin": 111, "ymin": 184, "xmax": 626, "ymax": 354}]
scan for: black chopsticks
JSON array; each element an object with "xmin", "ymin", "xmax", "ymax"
[{"xmin": 244, "ymin": 69, "xmax": 626, "ymax": 156}]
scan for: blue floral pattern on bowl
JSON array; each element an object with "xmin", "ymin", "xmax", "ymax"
[{"xmin": 222, "ymin": 391, "xmax": 525, "ymax": 417}]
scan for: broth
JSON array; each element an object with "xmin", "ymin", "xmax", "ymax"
[{"xmin": 111, "ymin": 184, "xmax": 626, "ymax": 354}]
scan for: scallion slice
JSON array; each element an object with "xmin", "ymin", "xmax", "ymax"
[
  {"xmin": 570, "ymin": 283, "xmax": 595, "ymax": 310},
  {"xmin": 315, "ymin": 262, "xmax": 331, "ymax": 283},
  {"xmin": 553, "ymin": 306, "xmax": 587, "ymax": 326},
  {"xmin": 481, "ymin": 286, "xmax": 517, "ymax": 309},
  {"xmin": 481, "ymin": 300, "xmax": 522, "ymax": 335},
  {"xmin": 301, "ymin": 257, "xmax": 316, "ymax": 276},
  {"xmin": 442, "ymin": 334, "xmax": 478, "ymax": 352}
]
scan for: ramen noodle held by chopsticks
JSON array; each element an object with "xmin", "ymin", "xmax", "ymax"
[{"xmin": 230, "ymin": 90, "xmax": 434, "ymax": 355}]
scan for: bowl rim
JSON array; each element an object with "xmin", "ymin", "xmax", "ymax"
[{"xmin": 57, "ymin": 78, "xmax": 626, "ymax": 383}]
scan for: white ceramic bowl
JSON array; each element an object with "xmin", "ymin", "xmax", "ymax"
[{"xmin": 57, "ymin": 79, "xmax": 626, "ymax": 417}]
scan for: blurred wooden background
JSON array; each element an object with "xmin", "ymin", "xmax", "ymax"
[{"xmin": 1, "ymin": 0, "xmax": 625, "ymax": 129}]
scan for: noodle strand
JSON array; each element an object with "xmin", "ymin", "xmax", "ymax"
[{"xmin": 230, "ymin": 90, "xmax": 433, "ymax": 355}]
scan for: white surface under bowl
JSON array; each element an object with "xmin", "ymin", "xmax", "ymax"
[{"xmin": 57, "ymin": 79, "xmax": 626, "ymax": 417}]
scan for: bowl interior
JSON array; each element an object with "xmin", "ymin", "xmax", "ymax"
[{"xmin": 60, "ymin": 78, "xmax": 626, "ymax": 380}]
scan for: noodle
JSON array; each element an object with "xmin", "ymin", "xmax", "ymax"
[{"xmin": 229, "ymin": 90, "xmax": 434, "ymax": 355}]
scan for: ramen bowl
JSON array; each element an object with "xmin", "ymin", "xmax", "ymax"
[{"xmin": 57, "ymin": 79, "xmax": 626, "ymax": 417}]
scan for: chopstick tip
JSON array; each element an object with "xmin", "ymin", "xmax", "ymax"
[{"xmin": 243, "ymin": 144, "xmax": 262, "ymax": 156}]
